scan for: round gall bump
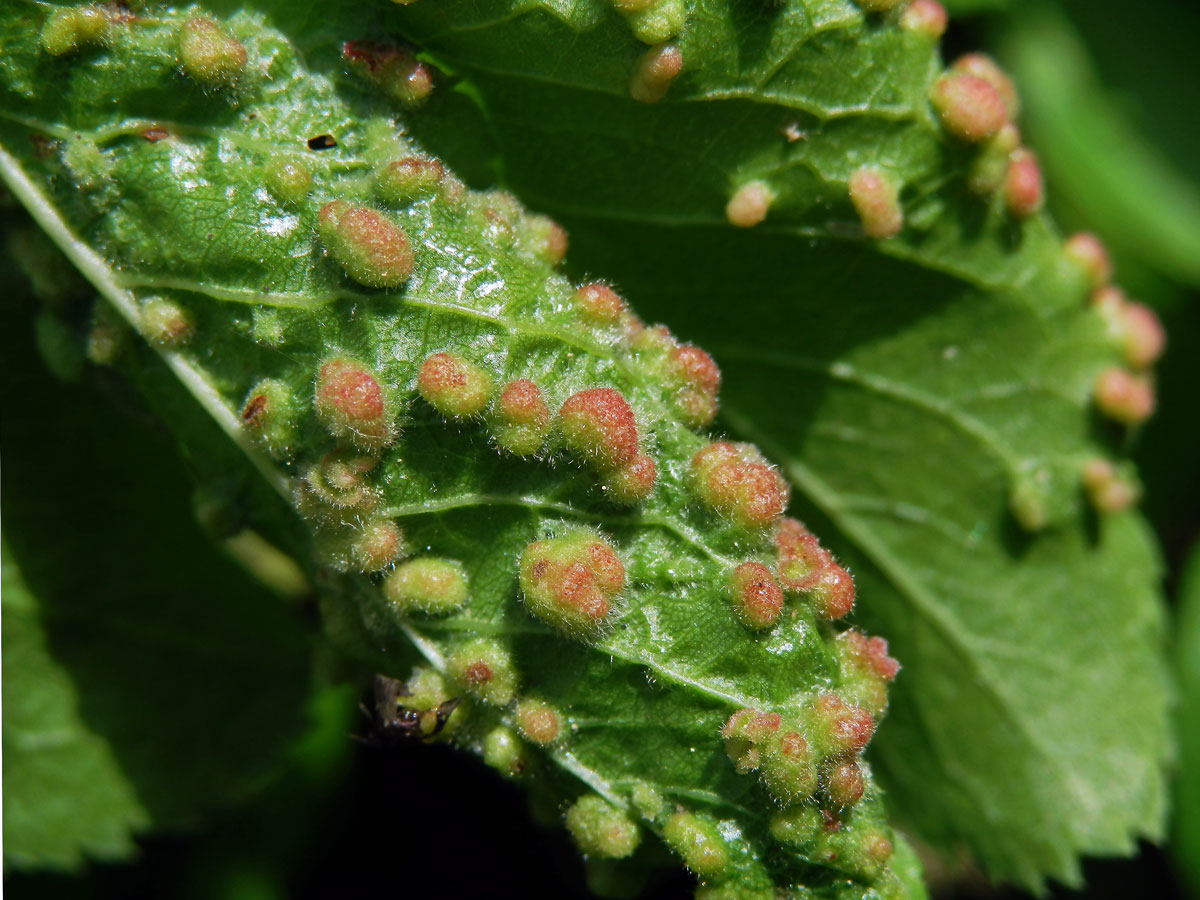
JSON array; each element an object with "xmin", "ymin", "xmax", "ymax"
[
  {"xmin": 240, "ymin": 378, "xmax": 297, "ymax": 458},
  {"xmin": 518, "ymin": 531, "xmax": 625, "ymax": 636},
  {"xmin": 728, "ymin": 562, "xmax": 784, "ymax": 630},
  {"xmin": 848, "ymin": 167, "xmax": 903, "ymax": 238},
  {"xmin": 662, "ymin": 811, "xmax": 730, "ymax": 879},
  {"xmin": 375, "ymin": 157, "xmax": 445, "ymax": 205},
  {"xmin": 559, "ymin": 388, "xmax": 640, "ymax": 469},
  {"xmin": 524, "ymin": 214, "xmax": 569, "ymax": 266},
  {"xmin": 351, "ymin": 519, "xmax": 405, "ymax": 572},
  {"xmin": 574, "ymin": 283, "xmax": 626, "ymax": 325},
  {"xmin": 602, "ymin": 454, "xmax": 658, "ymax": 505},
  {"xmin": 449, "ymin": 638, "xmax": 517, "ymax": 706},
  {"xmin": 630, "ymin": 43, "xmax": 682, "ymax": 104},
  {"xmin": 383, "ymin": 557, "xmax": 469, "ymax": 615},
  {"xmin": 343, "ymin": 41, "xmax": 434, "ymax": 108},
  {"xmin": 725, "ymin": 181, "xmax": 772, "ymax": 228},
  {"xmin": 761, "ymin": 729, "xmax": 817, "ymax": 804},
  {"xmin": 952, "ymin": 53, "xmax": 1020, "ymax": 120},
  {"xmin": 494, "ymin": 379, "xmax": 551, "ymax": 455},
  {"xmin": 40, "ymin": 6, "xmax": 110, "ymax": 56},
  {"xmin": 301, "ymin": 451, "xmax": 379, "ymax": 511},
  {"xmin": 769, "ymin": 806, "xmax": 823, "ymax": 847},
  {"xmin": 1119, "ymin": 302, "xmax": 1166, "ymax": 369},
  {"xmin": 930, "ymin": 72, "xmax": 1008, "ymax": 143},
  {"xmin": 265, "ymin": 158, "xmax": 311, "ymax": 204},
  {"xmin": 1004, "ymin": 148, "xmax": 1044, "ymax": 219},
  {"xmin": 140, "ymin": 297, "xmax": 194, "ymax": 347},
  {"xmin": 483, "ymin": 726, "xmax": 526, "ymax": 776},
  {"xmin": 179, "ymin": 17, "xmax": 247, "ymax": 87},
  {"xmin": 966, "ymin": 122, "xmax": 1021, "ymax": 195},
  {"xmin": 317, "ymin": 201, "xmax": 414, "ymax": 289},
  {"xmin": 314, "ymin": 357, "xmax": 394, "ymax": 450},
  {"xmin": 899, "ymin": 0, "xmax": 947, "ymax": 38},
  {"xmin": 565, "ymin": 796, "xmax": 642, "ymax": 859},
  {"xmin": 721, "ymin": 708, "xmax": 781, "ymax": 773},
  {"xmin": 824, "ymin": 759, "xmax": 866, "ymax": 808},
  {"xmin": 775, "ymin": 518, "xmax": 831, "ymax": 591},
  {"xmin": 1081, "ymin": 458, "xmax": 1140, "ymax": 514},
  {"xmin": 810, "ymin": 563, "xmax": 855, "ymax": 620},
  {"xmin": 417, "ymin": 352, "xmax": 494, "ymax": 419},
  {"xmin": 836, "ymin": 631, "xmax": 899, "ymax": 717},
  {"xmin": 1064, "ymin": 233, "xmax": 1113, "ymax": 290},
  {"xmin": 1094, "ymin": 367, "xmax": 1155, "ymax": 426},
  {"xmin": 516, "ymin": 698, "xmax": 562, "ymax": 745},
  {"xmin": 691, "ymin": 442, "xmax": 790, "ymax": 530},
  {"xmin": 813, "ymin": 692, "xmax": 876, "ymax": 757}
]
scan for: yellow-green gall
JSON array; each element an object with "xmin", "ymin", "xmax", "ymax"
[
  {"xmin": 662, "ymin": 811, "xmax": 730, "ymax": 878},
  {"xmin": 317, "ymin": 201, "xmax": 414, "ymax": 289},
  {"xmin": 493, "ymin": 379, "xmax": 551, "ymax": 455},
  {"xmin": 383, "ymin": 558, "xmax": 470, "ymax": 615},
  {"xmin": 966, "ymin": 123, "xmax": 1021, "ymax": 195},
  {"xmin": 516, "ymin": 698, "xmax": 562, "ymax": 745},
  {"xmin": 86, "ymin": 301, "xmax": 128, "ymax": 366},
  {"xmin": 350, "ymin": 519, "xmax": 405, "ymax": 573},
  {"xmin": 629, "ymin": 783, "xmax": 666, "ymax": 821},
  {"xmin": 565, "ymin": 795, "xmax": 641, "ymax": 859},
  {"xmin": 769, "ymin": 806, "xmax": 822, "ymax": 847},
  {"xmin": 375, "ymin": 157, "xmax": 445, "ymax": 205},
  {"xmin": 403, "ymin": 667, "xmax": 465, "ymax": 737},
  {"xmin": 483, "ymin": 726, "xmax": 526, "ymax": 775},
  {"xmin": 140, "ymin": 297, "xmax": 194, "ymax": 346},
  {"xmin": 612, "ymin": 0, "xmax": 685, "ymax": 45},
  {"xmin": 299, "ymin": 451, "xmax": 379, "ymax": 513},
  {"xmin": 240, "ymin": 378, "xmax": 297, "ymax": 458},
  {"xmin": 448, "ymin": 638, "xmax": 518, "ymax": 706},
  {"xmin": 759, "ymin": 728, "xmax": 818, "ymax": 804},
  {"xmin": 179, "ymin": 17, "xmax": 247, "ymax": 87},
  {"xmin": 40, "ymin": 6, "xmax": 109, "ymax": 56},
  {"xmin": 265, "ymin": 158, "xmax": 312, "ymax": 204},
  {"xmin": 417, "ymin": 352, "xmax": 494, "ymax": 418},
  {"xmin": 519, "ymin": 530, "xmax": 625, "ymax": 636}
]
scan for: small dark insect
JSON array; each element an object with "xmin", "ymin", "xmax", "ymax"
[
  {"xmin": 141, "ymin": 126, "xmax": 169, "ymax": 143},
  {"xmin": 354, "ymin": 674, "xmax": 461, "ymax": 748},
  {"xmin": 307, "ymin": 133, "xmax": 337, "ymax": 150}
]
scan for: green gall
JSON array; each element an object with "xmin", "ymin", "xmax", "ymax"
[
  {"xmin": 848, "ymin": 167, "xmax": 903, "ymax": 239},
  {"xmin": 811, "ymin": 692, "xmax": 875, "ymax": 758},
  {"xmin": 179, "ymin": 17, "xmax": 247, "ymax": 87},
  {"xmin": 559, "ymin": 387, "xmax": 640, "ymax": 469},
  {"xmin": 728, "ymin": 562, "xmax": 784, "ymax": 630},
  {"xmin": 317, "ymin": 201, "xmax": 414, "ymax": 289},
  {"xmin": 1064, "ymin": 232, "xmax": 1113, "ymax": 290},
  {"xmin": 574, "ymin": 282, "xmax": 626, "ymax": 326},
  {"xmin": 565, "ymin": 795, "xmax": 641, "ymax": 859},
  {"xmin": 40, "ymin": 6, "xmax": 109, "ymax": 56},
  {"xmin": 1081, "ymin": 458, "xmax": 1140, "ymax": 514},
  {"xmin": 601, "ymin": 453, "xmax": 658, "ymax": 505},
  {"xmin": 240, "ymin": 378, "xmax": 297, "ymax": 458},
  {"xmin": 448, "ymin": 638, "xmax": 518, "ymax": 706},
  {"xmin": 951, "ymin": 53, "xmax": 1020, "ymax": 121},
  {"xmin": 629, "ymin": 783, "xmax": 665, "ymax": 821},
  {"xmin": 417, "ymin": 352, "xmax": 494, "ymax": 418},
  {"xmin": 515, "ymin": 697, "xmax": 562, "ymax": 745},
  {"xmin": 251, "ymin": 308, "xmax": 286, "ymax": 345},
  {"xmin": 1008, "ymin": 470, "xmax": 1050, "ymax": 533},
  {"xmin": 820, "ymin": 828, "xmax": 895, "ymax": 881},
  {"xmin": 343, "ymin": 41, "xmax": 433, "ymax": 108},
  {"xmin": 86, "ymin": 301, "xmax": 129, "ymax": 366},
  {"xmin": 63, "ymin": 139, "xmax": 114, "ymax": 193},
  {"xmin": 350, "ymin": 518, "xmax": 405, "ymax": 573},
  {"xmin": 721, "ymin": 708, "xmax": 782, "ymax": 774},
  {"xmin": 966, "ymin": 122, "xmax": 1020, "ymax": 195},
  {"xmin": 383, "ymin": 557, "xmax": 470, "ymax": 615},
  {"xmin": 265, "ymin": 158, "xmax": 312, "ymax": 204},
  {"xmin": 835, "ymin": 631, "xmax": 899, "ymax": 718},
  {"xmin": 313, "ymin": 356, "xmax": 395, "ymax": 451},
  {"xmin": 519, "ymin": 530, "xmax": 625, "ymax": 636},
  {"xmin": 522, "ymin": 214, "xmax": 568, "ymax": 267},
  {"xmin": 725, "ymin": 181, "xmax": 772, "ymax": 228},
  {"xmin": 899, "ymin": 0, "xmax": 947, "ymax": 38},
  {"xmin": 691, "ymin": 442, "xmax": 790, "ymax": 530},
  {"xmin": 375, "ymin": 157, "xmax": 445, "ymax": 205},
  {"xmin": 823, "ymin": 758, "xmax": 865, "ymax": 808},
  {"xmin": 769, "ymin": 806, "xmax": 822, "ymax": 847},
  {"xmin": 493, "ymin": 378, "xmax": 551, "ymax": 455},
  {"xmin": 853, "ymin": 0, "xmax": 906, "ymax": 10},
  {"xmin": 299, "ymin": 451, "xmax": 379, "ymax": 513},
  {"xmin": 483, "ymin": 726, "xmax": 526, "ymax": 775},
  {"xmin": 662, "ymin": 811, "xmax": 730, "ymax": 879},
  {"xmin": 930, "ymin": 71, "xmax": 1008, "ymax": 143},
  {"xmin": 612, "ymin": 0, "xmax": 685, "ymax": 45},
  {"xmin": 1094, "ymin": 366, "xmax": 1155, "ymax": 426},
  {"xmin": 760, "ymin": 728, "xmax": 817, "ymax": 804},
  {"xmin": 140, "ymin": 297, "xmax": 194, "ymax": 346},
  {"xmin": 630, "ymin": 43, "xmax": 682, "ymax": 104},
  {"xmin": 1004, "ymin": 148, "xmax": 1044, "ymax": 219},
  {"xmin": 402, "ymin": 667, "xmax": 465, "ymax": 738}
]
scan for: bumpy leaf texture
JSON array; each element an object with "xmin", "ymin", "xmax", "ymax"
[{"xmin": 0, "ymin": 0, "xmax": 1168, "ymax": 894}]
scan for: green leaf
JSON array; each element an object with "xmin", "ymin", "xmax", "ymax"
[
  {"xmin": 1175, "ymin": 541, "xmax": 1200, "ymax": 898},
  {"xmin": 0, "ymin": 255, "xmax": 312, "ymax": 869},
  {"xmin": 2, "ymin": 542, "xmax": 147, "ymax": 870},
  {"xmin": 367, "ymin": 0, "xmax": 1172, "ymax": 888}
]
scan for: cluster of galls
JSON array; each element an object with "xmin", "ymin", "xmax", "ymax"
[{"xmin": 719, "ymin": 630, "xmax": 899, "ymax": 880}]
